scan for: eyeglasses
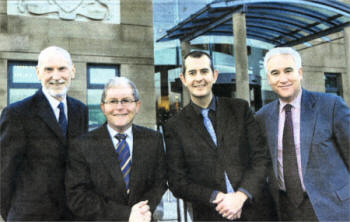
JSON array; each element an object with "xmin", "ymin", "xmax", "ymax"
[{"xmin": 103, "ymin": 98, "xmax": 138, "ymax": 106}]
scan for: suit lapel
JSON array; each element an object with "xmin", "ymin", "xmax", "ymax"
[
  {"xmin": 184, "ymin": 105, "xmax": 217, "ymax": 150},
  {"xmin": 267, "ymin": 100, "xmax": 280, "ymax": 178},
  {"xmin": 300, "ymin": 90, "xmax": 317, "ymax": 174},
  {"xmin": 216, "ymin": 98, "xmax": 238, "ymax": 150},
  {"xmin": 34, "ymin": 89, "xmax": 66, "ymax": 144},
  {"xmin": 95, "ymin": 125, "xmax": 128, "ymax": 197},
  {"xmin": 67, "ymin": 97, "xmax": 79, "ymax": 138},
  {"xmin": 128, "ymin": 125, "xmax": 144, "ymax": 195}
]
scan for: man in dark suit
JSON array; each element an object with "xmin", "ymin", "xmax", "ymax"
[
  {"xmin": 163, "ymin": 51, "xmax": 269, "ymax": 221},
  {"xmin": 65, "ymin": 77, "xmax": 167, "ymax": 221},
  {"xmin": 256, "ymin": 47, "xmax": 350, "ymax": 221},
  {"xmin": 0, "ymin": 46, "xmax": 88, "ymax": 221}
]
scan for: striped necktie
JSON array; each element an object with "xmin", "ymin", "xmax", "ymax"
[{"xmin": 115, "ymin": 133, "xmax": 132, "ymax": 194}]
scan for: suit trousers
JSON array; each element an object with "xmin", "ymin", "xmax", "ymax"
[{"xmin": 279, "ymin": 191, "xmax": 318, "ymax": 221}]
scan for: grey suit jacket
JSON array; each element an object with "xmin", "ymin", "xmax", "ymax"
[
  {"xmin": 256, "ymin": 89, "xmax": 350, "ymax": 221},
  {"xmin": 0, "ymin": 88, "xmax": 88, "ymax": 221}
]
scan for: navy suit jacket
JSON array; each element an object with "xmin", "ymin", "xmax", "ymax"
[
  {"xmin": 256, "ymin": 89, "xmax": 350, "ymax": 221},
  {"xmin": 0, "ymin": 88, "xmax": 88, "ymax": 221},
  {"xmin": 65, "ymin": 124, "xmax": 167, "ymax": 221}
]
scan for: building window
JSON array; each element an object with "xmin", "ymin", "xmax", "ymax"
[
  {"xmin": 325, "ymin": 73, "xmax": 342, "ymax": 97},
  {"xmin": 87, "ymin": 64, "xmax": 119, "ymax": 128},
  {"xmin": 8, "ymin": 61, "xmax": 40, "ymax": 104}
]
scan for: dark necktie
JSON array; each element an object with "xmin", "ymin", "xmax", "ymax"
[
  {"xmin": 283, "ymin": 104, "xmax": 304, "ymax": 206},
  {"xmin": 115, "ymin": 133, "xmax": 131, "ymax": 194},
  {"xmin": 58, "ymin": 102, "xmax": 68, "ymax": 135}
]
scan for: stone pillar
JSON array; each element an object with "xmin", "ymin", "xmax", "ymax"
[
  {"xmin": 70, "ymin": 62, "xmax": 87, "ymax": 103},
  {"xmin": 0, "ymin": 59, "xmax": 7, "ymax": 114},
  {"xmin": 233, "ymin": 12, "xmax": 250, "ymax": 103},
  {"xmin": 0, "ymin": 0, "xmax": 6, "ymax": 14},
  {"xmin": 121, "ymin": 64, "xmax": 156, "ymax": 129},
  {"xmin": 343, "ymin": 27, "xmax": 350, "ymax": 106},
  {"xmin": 181, "ymin": 40, "xmax": 191, "ymax": 106}
]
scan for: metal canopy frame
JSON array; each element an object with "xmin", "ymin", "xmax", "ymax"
[{"xmin": 157, "ymin": 0, "xmax": 350, "ymax": 47}]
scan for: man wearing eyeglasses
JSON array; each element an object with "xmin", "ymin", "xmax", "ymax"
[{"xmin": 65, "ymin": 77, "xmax": 167, "ymax": 221}]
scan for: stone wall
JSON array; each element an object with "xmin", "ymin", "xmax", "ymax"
[{"xmin": 0, "ymin": 0, "xmax": 156, "ymax": 128}]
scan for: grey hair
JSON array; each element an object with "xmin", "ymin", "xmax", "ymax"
[
  {"xmin": 264, "ymin": 47, "xmax": 302, "ymax": 72},
  {"xmin": 38, "ymin": 46, "xmax": 73, "ymax": 67},
  {"xmin": 101, "ymin": 76, "xmax": 140, "ymax": 103}
]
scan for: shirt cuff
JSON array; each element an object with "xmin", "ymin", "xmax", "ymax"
[
  {"xmin": 210, "ymin": 190, "xmax": 220, "ymax": 203},
  {"xmin": 238, "ymin": 187, "xmax": 252, "ymax": 200}
]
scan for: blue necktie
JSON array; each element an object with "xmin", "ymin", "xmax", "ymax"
[
  {"xmin": 201, "ymin": 109, "xmax": 234, "ymax": 193},
  {"xmin": 58, "ymin": 102, "xmax": 67, "ymax": 135},
  {"xmin": 115, "ymin": 134, "xmax": 132, "ymax": 194},
  {"xmin": 201, "ymin": 109, "xmax": 217, "ymax": 145}
]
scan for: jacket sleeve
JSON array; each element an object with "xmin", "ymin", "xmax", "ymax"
[
  {"xmin": 0, "ymin": 107, "xmax": 26, "ymax": 220},
  {"xmin": 237, "ymin": 102, "xmax": 269, "ymax": 199},
  {"xmin": 137, "ymin": 132, "xmax": 167, "ymax": 213},
  {"xmin": 65, "ymin": 138, "xmax": 131, "ymax": 220},
  {"xmin": 333, "ymin": 96, "xmax": 350, "ymax": 170}
]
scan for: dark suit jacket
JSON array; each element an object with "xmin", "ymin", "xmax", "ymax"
[
  {"xmin": 0, "ymin": 88, "xmax": 88, "ymax": 221},
  {"xmin": 65, "ymin": 124, "xmax": 167, "ymax": 221},
  {"xmin": 256, "ymin": 89, "xmax": 350, "ymax": 221},
  {"xmin": 163, "ymin": 97, "xmax": 269, "ymax": 221}
]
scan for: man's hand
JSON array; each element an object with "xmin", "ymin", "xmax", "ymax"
[
  {"xmin": 129, "ymin": 200, "xmax": 152, "ymax": 222},
  {"xmin": 212, "ymin": 191, "xmax": 248, "ymax": 220}
]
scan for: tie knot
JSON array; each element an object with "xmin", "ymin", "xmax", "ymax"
[
  {"xmin": 115, "ymin": 133, "xmax": 127, "ymax": 142},
  {"xmin": 284, "ymin": 104, "xmax": 292, "ymax": 113},
  {"xmin": 58, "ymin": 102, "xmax": 64, "ymax": 111},
  {"xmin": 201, "ymin": 109, "xmax": 209, "ymax": 118}
]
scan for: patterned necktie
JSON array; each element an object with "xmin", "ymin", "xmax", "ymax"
[
  {"xmin": 58, "ymin": 102, "xmax": 68, "ymax": 135},
  {"xmin": 283, "ymin": 104, "xmax": 304, "ymax": 206},
  {"xmin": 115, "ymin": 133, "xmax": 131, "ymax": 194},
  {"xmin": 201, "ymin": 108, "xmax": 234, "ymax": 193}
]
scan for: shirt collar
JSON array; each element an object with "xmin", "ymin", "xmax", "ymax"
[
  {"xmin": 42, "ymin": 87, "xmax": 67, "ymax": 110},
  {"xmin": 191, "ymin": 96, "xmax": 217, "ymax": 115},
  {"xmin": 107, "ymin": 124, "xmax": 133, "ymax": 139},
  {"xmin": 279, "ymin": 89, "xmax": 302, "ymax": 113}
]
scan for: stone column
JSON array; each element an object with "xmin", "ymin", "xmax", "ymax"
[
  {"xmin": 181, "ymin": 40, "xmax": 191, "ymax": 106},
  {"xmin": 343, "ymin": 27, "xmax": 350, "ymax": 106},
  {"xmin": 233, "ymin": 12, "xmax": 250, "ymax": 103},
  {"xmin": 0, "ymin": 59, "xmax": 7, "ymax": 114}
]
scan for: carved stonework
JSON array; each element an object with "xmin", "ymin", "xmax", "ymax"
[{"xmin": 8, "ymin": 0, "xmax": 120, "ymax": 24}]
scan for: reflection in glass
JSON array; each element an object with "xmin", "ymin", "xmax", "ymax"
[{"xmin": 9, "ymin": 89, "xmax": 37, "ymax": 104}]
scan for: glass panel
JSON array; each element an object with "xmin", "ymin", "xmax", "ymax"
[
  {"xmin": 87, "ymin": 89, "xmax": 106, "ymax": 127},
  {"xmin": 89, "ymin": 67, "xmax": 117, "ymax": 85},
  {"xmin": 12, "ymin": 63, "xmax": 40, "ymax": 84},
  {"xmin": 9, "ymin": 88, "xmax": 37, "ymax": 104}
]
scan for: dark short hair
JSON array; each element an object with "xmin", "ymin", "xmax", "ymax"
[{"xmin": 182, "ymin": 51, "xmax": 214, "ymax": 75}]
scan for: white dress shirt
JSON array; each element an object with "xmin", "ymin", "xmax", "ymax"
[
  {"xmin": 42, "ymin": 87, "xmax": 68, "ymax": 121},
  {"xmin": 107, "ymin": 124, "xmax": 134, "ymax": 159}
]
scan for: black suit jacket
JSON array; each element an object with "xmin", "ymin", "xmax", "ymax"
[
  {"xmin": 164, "ymin": 97, "xmax": 269, "ymax": 221},
  {"xmin": 0, "ymin": 89, "xmax": 88, "ymax": 221},
  {"xmin": 65, "ymin": 124, "xmax": 167, "ymax": 221}
]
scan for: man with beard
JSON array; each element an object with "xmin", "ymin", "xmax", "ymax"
[
  {"xmin": 163, "ymin": 51, "xmax": 269, "ymax": 221},
  {"xmin": 0, "ymin": 46, "xmax": 88, "ymax": 221}
]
